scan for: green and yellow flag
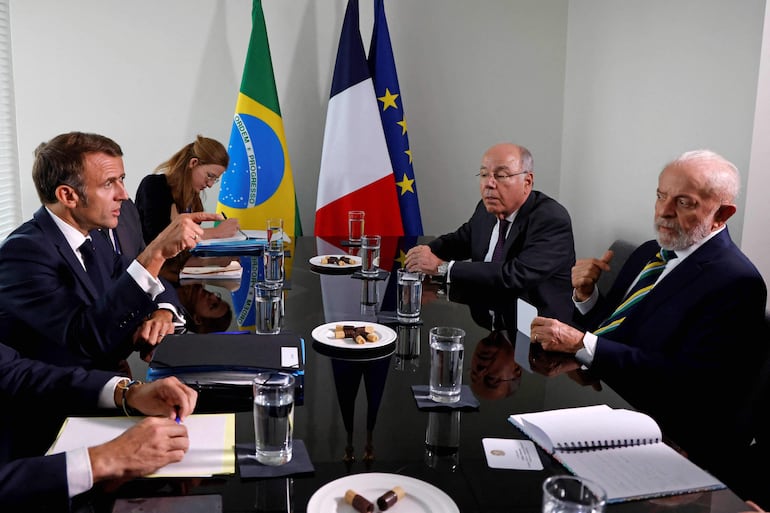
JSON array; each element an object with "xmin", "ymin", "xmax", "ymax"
[{"xmin": 217, "ymin": 0, "xmax": 301, "ymax": 236}]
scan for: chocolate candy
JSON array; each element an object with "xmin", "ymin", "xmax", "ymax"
[
  {"xmin": 377, "ymin": 486, "xmax": 405, "ymax": 510},
  {"xmin": 344, "ymin": 489, "xmax": 373, "ymax": 513}
]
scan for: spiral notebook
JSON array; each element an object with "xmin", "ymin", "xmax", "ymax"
[{"xmin": 508, "ymin": 404, "xmax": 724, "ymax": 503}]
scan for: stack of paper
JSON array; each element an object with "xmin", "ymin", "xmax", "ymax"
[
  {"xmin": 48, "ymin": 413, "xmax": 236, "ymax": 477},
  {"xmin": 180, "ymin": 260, "xmax": 243, "ymax": 280}
]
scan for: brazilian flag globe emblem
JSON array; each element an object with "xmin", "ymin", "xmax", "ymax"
[{"xmin": 220, "ymin": 111, "xmax": 284, "ymax": 209}]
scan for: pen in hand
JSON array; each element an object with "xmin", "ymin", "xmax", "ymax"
[
  {"xmin": 221, "ymin": 212, "xmax": 250, "ymax": 239},
  {"xmin": 175, "ymin": 405, "xmax": 181, "ymax": 424}
]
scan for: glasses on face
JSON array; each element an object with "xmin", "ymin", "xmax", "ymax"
[
  {"xmin": 476, "ymin": 170, "xmax": 529, "ymax": 183},
  {"xmin": 205, "ymin": 172, "xmax": 220, "ymax": 185}
]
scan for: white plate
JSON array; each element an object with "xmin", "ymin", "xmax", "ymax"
[
  {"xmin": 311, "ymin": 321, "xmax": 396, "ymax": 350},
  {"xmin": 307, "ymin": 472, "xmax": 459, "ymax": 513},
  {"xmin": 309, "ymin": 254, "xmax": 361, "ymax": 269}
]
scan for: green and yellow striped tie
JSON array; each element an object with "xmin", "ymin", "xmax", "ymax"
[{"xmin": 594, "ymin": 249, "xmax": 676, "ymax": 336}]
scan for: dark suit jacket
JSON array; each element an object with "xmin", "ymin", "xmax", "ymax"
[
  {"xmin": 578, "ymin": 229, "xmax": 768, "ymax": 482},
  {"xmin": 0, "ymin": 343, "xmax": 114, "ymax": 510},
  {"xmin": 0, "ymin": 207, "xmax": 158, "ymax": 371},
  {"xmin": 428, "ymin": 191, "xmax": 576, "ymax": 321}
]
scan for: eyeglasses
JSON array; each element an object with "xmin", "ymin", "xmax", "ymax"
[
  {"xmin": 476, "ymin": 170, "xmax": 529, "ymax": 183},
  {"xmin": 205, "ymin": 172, "xmax": 220, "ymax": 185}
]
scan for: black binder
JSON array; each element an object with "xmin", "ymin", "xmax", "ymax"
[{"xmin": 147, "ymin": 332, "xmax": 305, "ymax": 412}]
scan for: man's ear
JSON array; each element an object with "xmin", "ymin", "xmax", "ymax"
[
  {"xmin": 54, "ymin": 184, "xmax": 80, "ymax": 208},
  {"xmin": 714, "ymin": 203, "xmax": 737, "ymax": 226}
]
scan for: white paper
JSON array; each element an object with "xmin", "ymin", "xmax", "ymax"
[
  {"xmin": 48, "ymin": 413, "xmax": 235, "ymax": 477},
  {"xmin": 482, "ymin": 438, "xmax": 543, "ymax": 470},
  {"xmin": 516, "ymin": 298, "xmax": 537, "ymax": 335}
]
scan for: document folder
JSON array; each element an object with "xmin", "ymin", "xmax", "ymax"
[{"xmin": 147, "ymin": 332, "xmax": 305, "ymax": 411}]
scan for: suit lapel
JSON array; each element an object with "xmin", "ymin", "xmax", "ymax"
[
  {"xmin": 618, "ymin": 230, "xmax": 728, "ymax": 328},
  {"xmin": 35, "ymin": 207, "xmax": 102, "ymax": 299},
  {"xmin": 501, "ymin": 191, "xmax": 537, "ymax": 255}
]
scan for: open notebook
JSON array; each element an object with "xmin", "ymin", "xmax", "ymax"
[{"xmin": 509, "ymin": 404, "xmax": 724, "ymax": 503}]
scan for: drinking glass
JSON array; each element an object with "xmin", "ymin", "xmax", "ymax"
[
  {"xmin": 360, "ymin": 235, "xmax": 381, "ymax": 276},
  {"xmin": 429, "ymin": 326, "xmax": 465, "ymax": 403},
  {"xmin": 542, "ymin": 475, "xmax": 606, "ymax": 513},
  {"xmin": 397, "ymin": 269, "xmax": 423, "ymax": 321},
  {"xmin": 348, "ymin": 211, "xmax": 365, "ymax": 243},
  {"xmin": 253, "ymin": 372, "xmax": 295, "ymax": 465}
]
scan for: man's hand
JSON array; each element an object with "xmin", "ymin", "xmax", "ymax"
[
  {"xmin": 137, "ymin": 212, "xmax": 223, "ymax": 277},
  {"xmin": 88, "ymin": 417, "xmax": 189, "ymax": 482},
  {"xmin": 119, "ymin": 376, "xmax": 198, "ymax": 420},
  {"xmin": 133, "ymin": 309, "xmax": 175, "ymax": 352},
  {"xmin": 572, "ymin": 249, "xmax": 613, "ymax": 302},
  {"xmin": 530, "ymin": 316, "xmax": 585, "ymax": 354},
  {"xmin": 404, "ymin": 245, "xmax": 443, "ymax": 275}
]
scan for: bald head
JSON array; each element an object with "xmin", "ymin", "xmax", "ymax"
[{"xmin": 479, "ymin": 143, "xmax": 534, "ymax": 219}]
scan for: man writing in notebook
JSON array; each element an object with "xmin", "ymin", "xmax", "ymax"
[
  {"xmin": 529, "ymin": 150, "xmax": 767, "ymax": 493},
  {"xmin": 0, "ymin": 342, "xmax": 197, "ymax": 510},
  {"xmin": 404, "ymin": 143, "xmax": 576, "ymax": 321}
]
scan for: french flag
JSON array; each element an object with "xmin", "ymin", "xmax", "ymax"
[{"xmin": 314, "ymin": 0, "xmax": 404, "ymax": 237}]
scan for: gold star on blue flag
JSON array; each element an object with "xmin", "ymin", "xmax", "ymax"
[{"xmin": 368, "ymin": 0, "xmax": 423, "ymax": 236}]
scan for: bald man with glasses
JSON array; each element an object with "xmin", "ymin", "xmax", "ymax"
[{"xmin": 405, "ymin": 142, "xmax": 576, "ymax": 321}]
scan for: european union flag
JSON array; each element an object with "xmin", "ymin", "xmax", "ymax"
[{"xmin": 368, "ymin": 0, "xmax": 423, "ymax": 236}]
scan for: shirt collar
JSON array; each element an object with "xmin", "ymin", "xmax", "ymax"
[{"xmin": 45, "ymin": 206, "xmax": 89, "ymax": 253}]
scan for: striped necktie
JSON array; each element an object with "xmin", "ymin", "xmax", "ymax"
[{"xmin": 594, "ymin": 248, "xmax": 677, "ymax": 336}]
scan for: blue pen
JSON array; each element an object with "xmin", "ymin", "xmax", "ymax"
[{"xmin": 175, "ymin": 406, "xmax": 181, "ymax": 424}]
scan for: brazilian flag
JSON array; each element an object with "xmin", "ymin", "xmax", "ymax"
[{"xmin": 217, "ymin": 0, "xmax": 302, "ymax": 237}]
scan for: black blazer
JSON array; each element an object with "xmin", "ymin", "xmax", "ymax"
[{"xmin": 428, "ymin": 191, "xmax": 576, "ymax": 321}]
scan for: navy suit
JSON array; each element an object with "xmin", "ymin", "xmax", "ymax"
[
  {"xmin": 0, "ymin": 207, "xmax": 158, "ymax": 371},
  {"xmin": 429, "ymin": 191, "xmax": 575, "ymax": 321},
  {"xmin": 0, "ymin": 343, "xmax": 114, "ymax": 510},
  {"xmin": 578, "ymin": 229, "xmax": 768, "ymax": 483}
]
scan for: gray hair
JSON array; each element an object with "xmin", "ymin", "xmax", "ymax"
[{"xmin": 670, "ymin": 149, "xmax": 740, "ymax": 203}]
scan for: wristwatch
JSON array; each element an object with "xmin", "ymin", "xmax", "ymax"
[{"xmin": 436, "ymin": 262, "xmax": 448, "ymax": 277}]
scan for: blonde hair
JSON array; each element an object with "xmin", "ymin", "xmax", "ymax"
[{"xmin": 156, "ymin": 135, "xmax": 228, "ymax": 213}]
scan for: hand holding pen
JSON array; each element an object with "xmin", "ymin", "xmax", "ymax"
[{"xmin": 221, "ymin": 212, "xmax": 250, "ymax": 239}]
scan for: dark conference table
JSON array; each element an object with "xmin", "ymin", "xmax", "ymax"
[{"xmin": 85, "ymin": 236, "xmax": 751, "ymax": 513}]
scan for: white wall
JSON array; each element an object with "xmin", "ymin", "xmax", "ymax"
[
  {"xmin": 9, "ymin": 0, "xmax": 568, "ymax": 236},
  {"xmin": 743, "ymin": 2, "xmax": 770, "ymax": 295},
  {"xmin": 561, "ymin": 0, "xmax": 765, "ymax": 258}
]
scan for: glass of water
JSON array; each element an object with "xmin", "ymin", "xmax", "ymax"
[
  {"xmin": 360, "ymin": 235, "xmax": 381, "ymax": 276},
  {"xmin": 397, "ymin": 268, "xmax": 423, "ymax": 322},
  {"xmin": 542, "ymin": 475, "xmax": 606, "ymax": 513},
  {"xmin": 253, "ymin": 372, "xmax": 295, "ymax": 466},
  {"xmin": 429, "ymin": 326, "xmax": 465, "ymax": 403}
]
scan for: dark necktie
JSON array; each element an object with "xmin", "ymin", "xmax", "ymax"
[
  {"xmin": 79, "ymin": 238, "xmax": 105, "ymax": 292},
  {"xmin": 594, "ymin": 248, "xmax": 677, "ymax": 335},
  {"xmin": 491, "ymin": 219, "xmax": 511, "ymax": 262}
]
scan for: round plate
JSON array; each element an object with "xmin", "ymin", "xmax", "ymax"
[
  {"xmin": 311, "ymin": 321, "xmax": 396, "ymax": 349},
  {"xmin": 309, "ymin": 255, "xmax": 361, "ymax": 269},
  {"xmin": 307, "ymin": 472, "xmax": 459, "ymax": 513}
]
